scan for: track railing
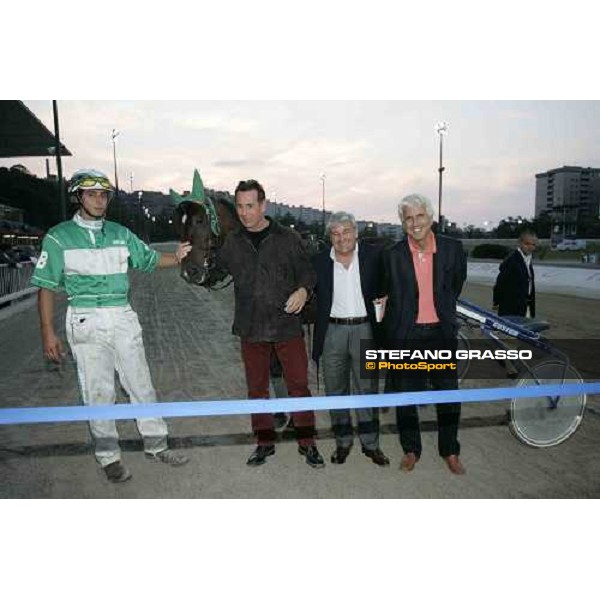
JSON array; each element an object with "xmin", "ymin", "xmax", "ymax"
[{"xmin": 0, "ymin": 262, "xmax": 36, "ymax": 304}]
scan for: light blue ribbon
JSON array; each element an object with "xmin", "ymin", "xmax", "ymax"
[{"xmin": 0, "ymin": 382, "xmax": 598, "ymax": 425}]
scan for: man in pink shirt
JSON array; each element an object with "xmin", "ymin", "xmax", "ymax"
[{"xmin": 382, "ymin": 194, "xmax": 467, "ymax": 475}]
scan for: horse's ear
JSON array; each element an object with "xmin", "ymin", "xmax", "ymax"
[
  {"xmin": 170, "ymin": 188, "xmax": 187, "ymax": 206},
  {"xmin": 191, "ymin": 170, "xmax": 206, "ymax": 202}
]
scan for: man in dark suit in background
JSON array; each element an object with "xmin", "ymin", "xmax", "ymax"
[
  {"xmin": 383, "ymin": 194, "xmax": 467, "ymax": 475},
  {"xmin": 493, "ymin": 230, "xmax": 538, "ymax": 318},
  {"xmin": 312, "ymin": 211, "xmax": 390, "ymax": 466}
]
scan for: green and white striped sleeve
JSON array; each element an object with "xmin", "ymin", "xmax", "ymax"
[{"xmin": 126, "ymin": 229, "xmax": 159, "ymax": 273}]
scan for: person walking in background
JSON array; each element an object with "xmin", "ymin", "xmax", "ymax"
[{"xmin": 493, "ymin": 230, "xmax": 538, "ymax": 318}]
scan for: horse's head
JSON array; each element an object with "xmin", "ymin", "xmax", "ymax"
[
  {"xmin": 173, "ymin": 201, "xmax": 217, "ymax": 286},
  {"xmin": 171, "ymin": 170, "xmax": 238, "ymax": 288}
]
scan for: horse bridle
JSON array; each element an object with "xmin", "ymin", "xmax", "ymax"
[
  {"xmin": 184, "ymin": 199, "xmax": 233, "ymax": 291},
  {"xmin": 201, "ymin": 229, "xmax": 233, "ymax": 291}
]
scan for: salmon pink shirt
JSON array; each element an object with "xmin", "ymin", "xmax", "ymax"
[{"xmin": 408, "ymin": 232, "xmax": 440, "ymax": 324}]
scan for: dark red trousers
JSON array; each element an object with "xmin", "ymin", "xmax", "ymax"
[{"xmin": 241, "ymin": 336, "xmax": 316, "ymax": 446}]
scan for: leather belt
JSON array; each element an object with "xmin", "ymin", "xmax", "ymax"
[
  {"xmin": 329, "ymin": 316, "xmax": 369, "ymax": 325},
  {"xmin": 414, "ymin": 322, "xmax": 441, "ymax": 329}
]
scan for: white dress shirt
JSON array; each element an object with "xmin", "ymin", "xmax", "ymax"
[
  {"xmin": 329, "ymin": 244, "xmax": 367, "ymax": 318},
  {"xmin": 517, "ymin": 248, "xmax": 533, "ymax": 295}
]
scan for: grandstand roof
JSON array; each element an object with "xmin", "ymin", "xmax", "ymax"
[{"xmin": 0, "ymin": 101, "xmax": 71, "ymax": 158}]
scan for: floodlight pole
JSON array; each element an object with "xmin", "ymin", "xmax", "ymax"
[
  {"xmin": 52, "ymin": 101, "xmax": 66, "ymax": 221},
  {"xmin": 111, "ymin": 129, "xmax": 121, "ymax": 221},
  {"xmin": 435, "ymin": 121, "xmax": 449, "ymax": 233},
  {"xmin": 320, "ymin": 173, "xmax": 326, "ymax": 236}
]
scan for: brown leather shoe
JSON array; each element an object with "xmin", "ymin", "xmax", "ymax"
[
  {"xmin": 400, "ymin": 452, "xmax": 419, "ymax": 472},
  {"xmin": 444, "ymin": 454, "xmax": 466, "ymax": 475}
]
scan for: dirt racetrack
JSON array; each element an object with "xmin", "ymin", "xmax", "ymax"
[{"xmin": 0, "ymin": 270, "xmax": 598, "ymax": 498}]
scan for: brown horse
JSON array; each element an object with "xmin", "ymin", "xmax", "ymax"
[{"xmin": 173, "ymin": 196, "xmax": 239, "ymax": 288}]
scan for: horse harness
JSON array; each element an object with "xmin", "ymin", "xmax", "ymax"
[{"xmin": 184, "ymin": 197, "xmax": 233, "ymax": 290}]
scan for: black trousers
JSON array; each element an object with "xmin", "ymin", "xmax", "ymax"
[{"xmin": 386, "ymin": 325, "xmax": 461, "ymax": 458}]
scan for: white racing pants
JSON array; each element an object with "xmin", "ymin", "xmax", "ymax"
[{"xmin": 66, "ymin": 304, "xmax": 168, "ymax": 467}]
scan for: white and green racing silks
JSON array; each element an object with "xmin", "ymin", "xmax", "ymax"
[{"xmin": 31, "ymin": 218, "xmax": 159, "ymax": 307}]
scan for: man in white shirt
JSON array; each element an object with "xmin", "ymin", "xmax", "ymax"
[{"xmin": 312, "ymin": 212, "xmax": 389, "ymax": 466}]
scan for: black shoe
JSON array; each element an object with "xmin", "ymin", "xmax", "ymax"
[
  {"xmin": 246, "ymin": 445, "xmax": 275, "ymax": 467},
  {"xmin": 103, "ymin": 460, "xmax": 132, "ymax": 483},
  {"xmin": 331, "ymin": 446, "xmax": 351, "ymax": 464},
  {"xmin": 298, "ymin": 445, "xmax": 325, "ymax": 469},
  {"xmin": 362, "ymin": 447, "xmax": 390, "ymax": 467}
]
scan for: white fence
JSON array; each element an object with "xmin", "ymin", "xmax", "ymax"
[
  {"xmin": 468, "ymin": 262, "xmax": 600, "ymax": 299},
  {"xmin": 0, "ymin": 262, "xmax": 36, "ymax": 304}
]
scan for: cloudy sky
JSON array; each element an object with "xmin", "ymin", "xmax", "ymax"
[{"xmin": 4, "ymin": 100, "xmax": 599, "ymax": 228}]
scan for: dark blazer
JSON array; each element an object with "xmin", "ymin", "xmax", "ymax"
[
  {"xmin": 493, "ymin": 250, "xmax": 535, "ymax": 318},
  {"xmin": 312, "ymin": 242, "xmax": 384, "ymax": 363},
  {"xmin": 382, "ymin": 234, "xmax": 467, "ymax": 343}
]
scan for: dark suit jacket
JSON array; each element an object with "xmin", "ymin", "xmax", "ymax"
[
  {"xmin": 312, "ymin": 242, "xmax": 384, "ymax": 363},
  {"xmin": 493, "ymin": 250, "xmax": 535, "ymax": 318},
  {"xmin": 382, "ymin": 234, "xmax": 467, "ymax": 343}
]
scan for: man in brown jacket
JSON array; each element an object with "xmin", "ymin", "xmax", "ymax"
[{"xmin": 219, "ymin": 179, "xmax": 325, "ymax": 468}]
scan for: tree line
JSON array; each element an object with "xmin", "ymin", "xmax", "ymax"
[{"xmin": 1, "ymin": 169, "xmax": 599, "ymax": 241}]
